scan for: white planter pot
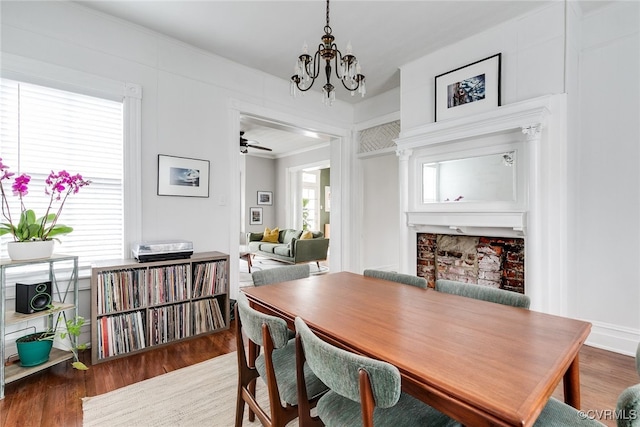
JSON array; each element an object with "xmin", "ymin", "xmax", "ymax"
[{"xmin": 7, "ymin": 240, "xmax": 55, "ymax": 261}]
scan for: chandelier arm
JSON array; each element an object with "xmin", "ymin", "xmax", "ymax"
[
  {"xmin": 308, "ymin": 46, "xmax": 323, "ymax": 79},
  {"xmin": 340, "ymin": 76, "xmax": 361, "ymax": 92},
  {"xmin": 294, "ymin": 80, "xmax": 315, "ymax": 92},
  {"xmin": 294, "ymin": 49, "xmax": 323, "ymax": 92}
]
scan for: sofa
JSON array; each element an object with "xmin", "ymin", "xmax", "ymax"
[{"xmin": 246, "ymin": 228, "xmax": 329, "ymax": 267}]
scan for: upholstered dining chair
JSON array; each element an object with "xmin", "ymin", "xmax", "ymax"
[
  {"xmin": 435, "ymin": 279, "xmax": 531, "ymax": 308},
  {"xmin": 294, "ymin": 316, "xmax": 459, "ymax": 427},
  {"xmin": 251, "ymin": 264, "xmax": 310, "ymax": 287},
  {"xmin": 534, "ymin": 342, "xmax": 640, "ymax": 426},
  {"xmin": 234, "ymin": 294, "xmax": 327, "ymax": 427},
  {"xmin": 363, "ymin": 269, "xmax": 428, "ymax": 289}
]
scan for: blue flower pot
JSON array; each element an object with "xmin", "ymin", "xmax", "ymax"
[{"xmin": 16, "ymin": 332, "xmax": 54, "ymax": 367}]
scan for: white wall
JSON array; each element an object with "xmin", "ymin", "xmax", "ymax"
[
  {"xmin": 244, "ymin": 156, "xmax": 276, "ymax": 234},
  {"xmin": 571, "ymin": 1, "xmax": 640, "ymax": 354},
  {"xmin": 360, "ymin": 153, "xmax": 399, "ymax": 271},
  {"xmin": 0, "ymin": 1, "xmax": 353, "ymax": 249},
  {"xmin": 398, "ymin": 1, "xmax": 639, "ymax": 354},
  {"xmin": 353, "ymin": 88, "xmax": 402, "ymax": 273},
  {"xmin": 0, "ymin": 0, "xmax": 354, "ymax": 342},
  {"xmin": 401, "ymin": 2, "xmax": 566, "ymax": 130}
]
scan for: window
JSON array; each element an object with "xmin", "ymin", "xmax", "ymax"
[
  {"xmin": 0, "ymin": 79, "xmax": 125, "ymax": 265},
  {"xmin": 302, "ymin": 170, "xmax": 320, "ymax": 231}
]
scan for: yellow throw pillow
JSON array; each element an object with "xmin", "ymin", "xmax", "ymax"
[
  {"xmin": 261, "ymin": 227, "xmax": 280, "ymax": 243},
  {"xmin": 300, "ymin": 230, "xmax": 313, "ymax": 239}
]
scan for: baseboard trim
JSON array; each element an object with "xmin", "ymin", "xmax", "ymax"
[{"xmin": 584, "ymin": 320, "xmax": 639, "ymax": 356}]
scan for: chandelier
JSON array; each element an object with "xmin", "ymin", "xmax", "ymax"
[{"xmin": 290, "ymin": 0, "xmax": 366, "ymax": 106}]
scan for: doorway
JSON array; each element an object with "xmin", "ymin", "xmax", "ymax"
[{"xmin": 237, "ymin": 114, "xmax": 333, "ymax": 280}]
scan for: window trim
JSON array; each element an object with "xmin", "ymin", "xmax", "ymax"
[{"xmin": 1, "ymin": 53, "xmax": 142, "ymax": 262}]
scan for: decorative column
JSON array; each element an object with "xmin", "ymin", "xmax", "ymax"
[
  {"xmin": 396, "ymin": 148, "xmax": 413, "ymax": 274},
  {"xmin": 123, "ymin": 82, "xmax": 143, "ymax": 251},
  {"xmin": 521, "ymin": 123, "xmax": 547, "ymax": 313}
]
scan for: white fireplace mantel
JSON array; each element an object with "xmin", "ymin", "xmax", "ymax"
[
  {"xmin": 395, "ymin": 94, "xmax": 569, "ymax": 316},
  {"xmin": 396, "ymin": 95, "xmax": 552, "ymax": 150}
]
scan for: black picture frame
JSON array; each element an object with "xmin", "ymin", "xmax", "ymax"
[{"xmin": 434, "ymin": 53, "xmax": 502, "ymax": 122}]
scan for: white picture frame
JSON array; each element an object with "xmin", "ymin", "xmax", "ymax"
[
  {"xmin": 250, "ymin": 207, "xmax": 263, "ymax": 225},
  {"xmin": 157, "ymin": 154, "xmax": 210, "ymax": 197},
  {"xmin": 257, "ymin": 191, "xmax": 273, "ymax": 206}
]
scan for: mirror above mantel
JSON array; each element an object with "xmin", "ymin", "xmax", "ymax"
[
  {"xmin": 422, "ymin": 150, "xmax": 517, "ymax": 204},
  {"xmin": 407, "ymin": 133, "xmax": 527, "ymax": 216},
  {"xmin": 395, "ymin": 95, "xmax": 557, "ymax": 236}
]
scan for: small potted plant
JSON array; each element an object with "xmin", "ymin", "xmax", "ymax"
[
  {"xmin": 15, "ymin": 315, "xmax": 89, "ymax": 370},
  {"xmin": 0, "ymin": 157, "xmax": 91, "ymax": 261},
  {"xmin": 15, "ymin": 328, "xmax": 55, "ymax": 367}
]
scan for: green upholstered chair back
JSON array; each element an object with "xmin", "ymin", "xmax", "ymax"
[
  {"xmin": 294, "ymin": 316, "xmax": 401, "ymax": 408},
  {"xmin": 236, "ymin": 293, "xmax": 290, "ymax": 349},
  {"xmin": 637, "ymin": 342, "xmax": 640, "ymax": 377},
  {"xmin": 435, "ymin": 279, "xmax": 530, "ymax": 308},
  {"xmin": 615, "ymin": 342, "xmax": 640, "ymax": 427},
  {"xmin": 252, "ymin": 264, "xmax": 310, "ymax": 287},
  {"xmin": 363, "ymin": 269, "xmax": 428, "ymax": 289}
]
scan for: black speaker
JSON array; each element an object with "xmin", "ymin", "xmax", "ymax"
[{"xmin": 15, "ymin": 281, "xmax": 53, "ymax": 314}]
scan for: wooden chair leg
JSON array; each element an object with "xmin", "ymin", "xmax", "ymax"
[
  {"xmin": 235, "ymin": 384, "xmax": 246, "ymax": 427},
  {"xmin": 248, "ymin": 379, "xmax": 257, "ymax": 422}
]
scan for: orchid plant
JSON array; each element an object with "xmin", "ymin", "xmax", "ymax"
[{"xmin": 0, "ymin": 158, "xmax": 91, "ymax": 242}]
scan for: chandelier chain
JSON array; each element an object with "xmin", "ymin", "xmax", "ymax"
[{"xmin": 326, "ymin": 0, "xmax": 330, "ymax": 28}]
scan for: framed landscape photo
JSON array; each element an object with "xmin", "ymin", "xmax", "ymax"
[
  {"xmin": 157, "ymin": 154, "xmax": 210, "ymax": 197},
  {"xmin": 434, "ymin": 53, "xmax": 501, "ymax": 122},
  {"xmin": 257, "ymin": 191, "xmax": 273, "ymax": 206},
  {"xmin": 250, "ymin": 207, "xmax": 263, "ymax": 225}
]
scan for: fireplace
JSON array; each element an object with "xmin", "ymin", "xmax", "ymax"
[
  {"xmin": 395, "ymin": 94, "xmax": 568, "ymax": 314},
  {"xmin": 417, "ymin": 233, "xmax": 524, "ymax": 293}
]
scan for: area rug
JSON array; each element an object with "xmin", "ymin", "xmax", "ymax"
[{"xmin": 82, "ymin": 352, "xmax": 298, "ymax": 426}]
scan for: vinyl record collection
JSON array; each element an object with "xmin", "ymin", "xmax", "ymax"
[{"xmin": 94, "ymin": 258, "xmax": 228, "ymax": 361}]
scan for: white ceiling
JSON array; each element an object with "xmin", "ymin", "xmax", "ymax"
[{"xmin": 73, "ymin": 0, "xmax": 609, "ymax": 156}]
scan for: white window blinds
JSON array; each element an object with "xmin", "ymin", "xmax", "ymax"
[{"xmin": 0, "ymin": 79, "xmax": 125, "ymax": 265}]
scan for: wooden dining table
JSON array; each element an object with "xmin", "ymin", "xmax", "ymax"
[{"xmin": 242, "ymin": 271, "xmax": 591, "ymax": 427}]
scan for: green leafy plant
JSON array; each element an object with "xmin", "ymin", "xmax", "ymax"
[
  {"xmin": 60, "ymin": 316, "xmax": 90, "ymax": 370},
  {"xmin": 0, "ymin": 157, "xmax": 90, "ymax": 242},
  {"xmin": 38, "ymin": 313, "xmax": 89, "ymax": 370}
]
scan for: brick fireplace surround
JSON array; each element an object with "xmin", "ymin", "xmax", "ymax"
[{"xmin": 417, "ymin": 233, "xmax": 525, "ymax": 293}]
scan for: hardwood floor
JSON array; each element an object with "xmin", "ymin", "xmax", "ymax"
[{"xmin": 0, "ymin": 321, "xmax": 636, "ymax": 427}]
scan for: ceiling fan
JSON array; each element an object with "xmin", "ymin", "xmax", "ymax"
[{"xmin": 240, "ymin": 131, "xmax": 273, "ymax": 154}]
